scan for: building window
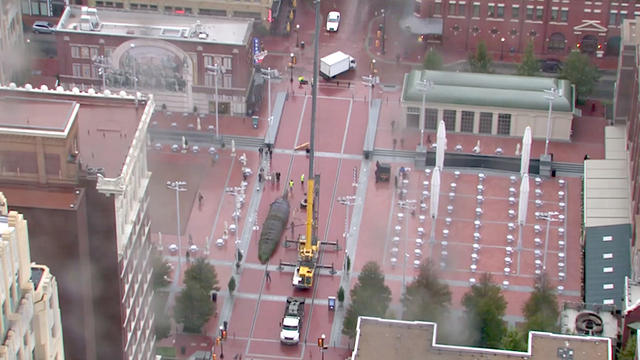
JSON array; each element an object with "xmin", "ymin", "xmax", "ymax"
[
  {"xmin": 223, "ymin": 74, "xmax": 232, "ymax": 88},
  {"xmin": 479, "ymin": 112, "xmax": 492, "ymax": 134},
  {"xmin": 222, "ymin": 57, "xmax": 232, "ymax": 70},
  {"xmin": 150, "ymin": 4, "xmax": 158, "ymax": 10},
  {"xmin": 457, "ymin": 3, "xmax": 465, "ymax": 16},
  {"xmin": 443, "ymin": 110, "xmax": 456, "ymax": 131},
  {"xmin": 497, "ymin": 4, "xmax": 504, "ymax": 18},
  {"xmin": 461, "ymin": 111, "xmax": 474, "ymax": 132},
  {"xmin": 610, "ymin": 11, "xmax": 618, "ymax": 26},
  {"xmin": 426, "ymin": 108, "xmax": 438, "ymax": 129},
  {"xmin": 72, "ymin": 63, "xmax": 82, "ymax": 77},
  {"xmin": 488, "ymin": 4, "xmax": 495, "ymax": 17},
  {"xmin": 71, "ymin": 46, "xmax": 80, "ymax": 58},
  {"xmin": 497, "ymin": 113, "xmax": 511, "ymax": 135},
  {"xmin": 536, "ymin": 7, "xmax": 543, "ymax": 21},
  {"xmin": 82, "ymin": 64, "xmax": 91, "ymax": 78},
  {"xmin": 90, "ymin": 47, "xmax": 98, "ymax": 60},
  {"xmin": 434, "ymin": 2, "xmax": 441, "ymax": 15},
  {"xmin": 80, "ymin": 46, "xmax": 90, "ymax": 59},
  {"xmin": 560, "ymin": 9, "xmax": 568, "ymax": 22},
  {"xmin": 472, "ymin": 3, "xmax": 479, "ymax": 17},
  {"xmin": 471, "ymin": 26, "xmax": 480, "ymax": 34},
  {"xmin": 509, "ymin": 28, "xmax": 518, "ymax": 36},
  {"xmin": 511, "ymin": 5, "xmax": 519, "ymax": 19},
  {"xmin": 551, "ymin": 8, "xmax": 558, "ymax": 21},
  {"xmin": 448, "ymin": 2, "xmax": 456, "ymax": 15},
  {"xmin": 526, "ymin": 6, "xmax": 533, "ymax": 20}
]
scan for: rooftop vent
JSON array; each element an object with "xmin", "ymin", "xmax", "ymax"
[{"xmin": 575, "ymin": 312, "xmax": 604, "ymax": 336}]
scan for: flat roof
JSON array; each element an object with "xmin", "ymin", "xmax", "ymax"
[
  {"xmin": 352, "ymin": 317, "xmax": 612, "ymax": 360},
  {"xmin": 584, "ymin": 224, "xmax": 631, "ymax": 309},
  {"xmin": 0, "ymin": 97, "xmax": 78, "ymax": 137},
  {"xmin": 58, "ymin": 6, "xmax": 252, "ymax": 46},
  {"xmin": 402, "ymin": 70, "xmax": 574, "ymax": 112},
  {"xmin": 0, "ymin": 186, "xmax": 81, "ymax": 210}
]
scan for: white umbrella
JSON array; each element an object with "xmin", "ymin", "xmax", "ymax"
[
  {"xmin": 430, "ymin": 167, "xmax": 441, "ymax": 220},
  {"xmin": 436, "ymin": 120, "xmax": 447, "ymax": 171},
  {"xmin": 520, "ymin": 126, "xmax": 532, "ymax": 176},
  {"xmin": 518, "ymin": 174, "xmax": 529, "ymax": 226}
]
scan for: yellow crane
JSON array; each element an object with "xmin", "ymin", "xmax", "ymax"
[{"xmin": 292, "ymin": 177, "xmax": 319, "ymax": 288}]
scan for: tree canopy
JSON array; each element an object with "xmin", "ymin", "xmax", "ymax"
[
  {"xmin": 342, "ymin": 262, "xmax": 391, "ymax": 338},
  {"xmin": 468, "ymin": 41, "xmax": 492, "ymax": 73},
  {"xmin": 560, "ymin": 50, "xmax": 600, "ymax": 99},
  {"xmin": 184, "ymin": 258, "xmax": 219, "ymax": 292},
  {"xmin": 174, "ymin": 283, "xmax": 215, "ymax": 333},
  {"xmin": 402, "ymin": 261, "xmax": 451, "ymax": 322},
  {"xmin": 461, "ymin": 273, "xmax": 507, "ymax": 348},
  {"xmin": 517, "ymin": 42, "xmax": 539, "ymax": 76},
  {"xmin": 423, "ymin": 48, "xmax": 443, "ymax": 70},
  {"xmin": 523, "ymin": 274, "xmax": 560, "ymax": 333},
  {"xmin": 151, "ymin": 249, "xmax": 171, "ymax": 290}
]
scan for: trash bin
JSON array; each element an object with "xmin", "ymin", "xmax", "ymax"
[
  {"xmin": 252, "ymin": 115, "xmax": 259, "ymax": 129},
  {"xmin": 328, "ymin": 296, "xmax": 336, "ymax": 311}
]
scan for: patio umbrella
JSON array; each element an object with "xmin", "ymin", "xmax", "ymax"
[
  {"xmin": 520, "ymin": 126, "xmax": 532, "ymax": 176},
  {"xmin": 430, "ymin": 167, "xmax": 441, "ymax": 220},
  {"xmin": 436, "ymin": 120, "xmax": 447, "ymax": 171}
]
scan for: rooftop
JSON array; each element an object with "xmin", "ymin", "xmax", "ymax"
[
  {"xmin": 0, "ymin": 84, "xmax": 144, "ymax": 178},
  {"xmin": 352, "ymin": 317, "xmax": 612, "ymax": 360},
  {"xmin": 0, "ymin": 97, "xmax": 78, "ymax": 137},
  {"xmin": 58, "ymin": 6, "xmax": 253, "ymax": 46},
  {"xmin": 402, "ymin": 70, "xmax": 574, "ymax": 112}
]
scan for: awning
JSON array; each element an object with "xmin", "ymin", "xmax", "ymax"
[{"xmin": 399, "ymin": 16, "xmax": 443, "ymax": 35}]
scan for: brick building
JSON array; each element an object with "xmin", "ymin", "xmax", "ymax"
[
  {"xmin": 413, "ymin": 0, "xmax": 633, "ymax": 58},
  {"xmin": 55, "ymin": 6, "xmax": 255, "ymax": 114},
  {"xmin": 0, "ymin": 83, "xmax": 156, "ymax": 360},
  {"xmin": 0, "ymin": 0, "xmax": 25, "ymax": 84}
]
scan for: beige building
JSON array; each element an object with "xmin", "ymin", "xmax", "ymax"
[
  {"xmin": 0, "ymin": 193, "xmax": 64, "ymax": 360},
  {"xmin": 0, "ymin": 0, "xmax": 25, "ymax": 85},
  {"xmin": 352, "ymin": 317, "xmax": 612, "ymax": 360},
  {"xmin": 401, "ymin": 70, "xmax": 576, "ymax": 141},
  {"xmin": 88, "ymin": 0, "xmax": 275, "ymax": 24}
]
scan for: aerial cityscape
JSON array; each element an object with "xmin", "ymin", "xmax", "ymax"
[{"xmin": 0, "ymin": 0, "xmax": 639, "ymax": 359}]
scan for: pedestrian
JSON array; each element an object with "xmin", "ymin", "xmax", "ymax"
[
  {"xmin": 300, "ymin": 174, "xmax": 305, "ymax": 187},
  {"xmin": 198, "ymin": 192, "xmax": 204, "ymax": 209},
  {"xmin": 291, "ymin": 221, "xmax": 295, "ymax": 239},
  {"xmin": 258, "ymin": 146, "xmax": 263, "ymax": 159},
  {"xmin": 276, "ymin": 172, "xmax": 281, "ymax": 183},
  {"xmin": 400, "ymin": 138, "xmax": 405, "ymax": 148},
  {"xmin": 258, "ymin": 172, "xmax": 263, "ymax": 183},
  {"xmin": 391, "ymin": 120, "xmax": 395, "ymax": 130},
  {"xmin": 243, "ymin": 172, "xmax": 248, "ymax": 181},
  {"xmin": 393, "ymin": 138, "xmax": 397, "ymax": 149},
  {"xmin": 289, "ymin": 180, "xmax": 294, "ymax": 190},
  {"xmin": 265, "ymin": 270, "xmax": 271, "ymax": 283},
  {"xmin": 186, "ymin": 250, "xmax": 190, "ymax": 263},
  {"xmin": 269, "ymin": 148, "xmax": 273, "ymax": 162},
  {"xmin": 394, "ymin": 175, "xmax": 398, "ymax": 188}
]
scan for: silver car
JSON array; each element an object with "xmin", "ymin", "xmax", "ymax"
[{"xmin": 32, "ymin": 21, "xmax": 55, "ymax": 34}]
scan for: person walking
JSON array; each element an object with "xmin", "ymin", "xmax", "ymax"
[
  {"xmin": 258, "ymin": 146, "xmax": 263, "ymax": 159},
  {"xmin": 300, "ymin": 174, "xmax": 305, "ymax": 187},
  {"xmin": 265, "ymin": 270, "xmax": 271, "ymax": 283},
  {"xmin": 276, "ymin": 172, "xmax": 281, "ymax": 183},
  {"xmin": 289, "ymin": 179, "xmax": 294, "ymax": 190}
]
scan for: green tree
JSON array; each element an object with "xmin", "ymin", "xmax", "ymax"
[
  {"xmin": 501, "ymin": 328, "xmax": 527, "ymax": 352},
  {"xmin": 228, "ymin": 276, "xmax": 236, "ymax": 295},
  {"xmin": 401, "ymin": 261, "xmax": 451, "ymax": 322},
  {"xmin": 560, "ymin": 50, "xmax": 601, "ymax": 99},
  {"xmin": 517, "ymin": 42, "xmax": 539, "ymax": 76},
  {"xmin": 151, "ymin": 250, "xmax": 171, "ymax": 290},
  {"xmin": 468, "ymin": 41, "xmax": 492, "ymax": 73},
  {"xmin": 174, "ymin": 283, "xmax": 215, "ymax": 333},
  {"xmin": 461, "ymin": 273, "xmax": 507, "ymax": 348},
  {"xmin": 423, "ymin": 48, "xmax": 443, "ymax": 70},
  {"xmin": 184, "ymin": 258, "xmax": 219, "ymax": 292},
  {"xmin": 618, "ymin": 333, "xmax": 637, "ymax": 360},
  {"xmin": 523, "ymin": 274, "xmax": 560, "ymax": 333},
  {"xmin": 342, "ymin": 262, "xmax": 391, "ymax": 338},
  {"xmin": 337, "ymin": 286, "xmax": 345, "ymax": 303}
]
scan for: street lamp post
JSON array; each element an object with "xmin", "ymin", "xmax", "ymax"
[
  {"xmin": 416, "ymin": 79, "xmax": 434, "ymax": 150},
  {"xmin": 219, "ymin": 325, "xmax": 225, "ymax": 359},
  {"xmin": 543, "ymin": 87, "xmax": 561, "ymax": 157},
  {"xmin": 500, "ymin": 37, "xmax": 506, "ymax": 60},
  {"xmin": 535, "ymin": 211, "xmax": 561, "ymax": 270},
  {"xmin": 381, "ymin": 9, "xmax": 386, "ymax": 55},
  {"xmin": 338, "ymin": 196, "xmax": 356, "ymax": 239},
  {"xmin": 206, "ymin": 64, "xmax": 226, "ymax": 140},
  {"xmin": 295, "ymin": 24, "xmax": 300, "ymax": 47},
  {"xmin": 167, "ymin": 181, "xmax": 187, "ymax": 276},
  {"xmin": 92, "ymin": 55, "xmax": 108, "ymax": 90},
  {"xmin": 129, "ymin": 44, "xmax": 137, "ymax": 92},
  {"xmin": 289, "ymin": 53, "xmax": 295, "ymax": 82},
  {"xmin": 361, "ymin": 75, "xmax": 375, "ymax": 109},
  {"xmin": 320, "ymin": 334, "xmax": 326, "ymax": 360}
]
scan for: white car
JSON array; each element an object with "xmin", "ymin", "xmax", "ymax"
[{"xmin": 326, "ymin": 11, "xmax": 340, "ymax": 32}]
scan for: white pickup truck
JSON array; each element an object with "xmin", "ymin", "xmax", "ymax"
[{"xmin": 280, "ymin": 297, "xmax": 305, "ymax": 345}]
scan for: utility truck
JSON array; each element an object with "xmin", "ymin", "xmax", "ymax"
[
  {"xmin": 280, "ymin": 297, "xmax": 305, "ymax": 345},
  {"xmin": 320, "ymin": 51, "xmax": 356, "ymax": 78}
]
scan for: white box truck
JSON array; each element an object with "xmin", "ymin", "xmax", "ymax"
[{"xmin": 320, "ymin": 51, "xmax": 356, "ymax": 78}]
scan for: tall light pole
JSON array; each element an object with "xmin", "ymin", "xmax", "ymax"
[
  {"xmin": 261, "ymin": 68, "xmax": 279, "ymax": 126},
  {"xmin": 543, "ymin": 87, "xmax": 561, "ymax": 157},
  {"xmin": 93, "ymin": 55, "xmax": 108, "ymax": 90},
  {"xmin": 416, "ymin": 79, "xmax": 434, "ymax": 150},
  {"xmin": 535, "ymin": 211, "xmax": 561, "ymax": 270},
  {"xmin": 338, "ymin": 196, "xmax": 356, "ymax": 239},
  {"xmin": 381, "ymin": 9, "xmax": 386, "ymax": 55},
  {"xmin": 206, "ymin": 64, "xmax": 225, "ymax": 140},
  {"xmin": 289, "ymin": 53, "xmax": 295, "ymax": 82},
  {"xmin": 500, "ymin": 37, "xmax": 505, "ymax": 60},
  {"xmin": 129, "ymin": 44, "xmax": 137, "ymax": 92},
  {"xmin": 167, "ymin": 181, "xmax": 187, "ymax": 275},
  {"xmin": 295, "ymin": 24, "xmax": 300, "ymax": 47}
]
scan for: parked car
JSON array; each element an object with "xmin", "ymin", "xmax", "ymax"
[
  {"xmin": 539, "ymin": 58, "xmax": 563, "ymax": 73},
  {"xmin": 326, "ymin": 11, "xmax": 340, "ymax": 32},
  {"xmin": 32, "ymin": 21, "xmax": 55, "ymax": 34}
]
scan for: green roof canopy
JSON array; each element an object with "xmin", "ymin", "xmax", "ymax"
[{"xmin": 402, "ymin": 70, "xmax": 574, "ymax": 112}]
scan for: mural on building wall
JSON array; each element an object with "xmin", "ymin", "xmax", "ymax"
[{"xmin": 106, "ymin": 46, "xmax": 187, "ymax": 92}]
